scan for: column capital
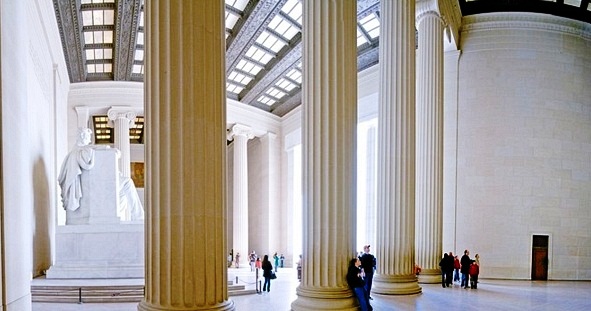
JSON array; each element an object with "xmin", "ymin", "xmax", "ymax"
[
  {"xmin": 107, "ymin": 106, "xmax": 138, "ymax": 126},
  {"xmin": 416, "ymin": 1, "xmax": 444, "ymax": 27},
  {"xmin": 227, "ymin": 123, "xmax": 254, "ymax": 141}
]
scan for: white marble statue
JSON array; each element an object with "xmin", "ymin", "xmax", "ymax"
[
  {"xmin": 119, "ymin": 175, "xmax": 144, "ymax": 221},
  {"xmin": 58, "ymin": 127, "xmax": 108, "ymax": 212}
]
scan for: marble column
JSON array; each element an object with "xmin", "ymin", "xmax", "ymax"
[
  {"xmin": 415, "ymin": 6, "xmax": 445, "ymax": 284},
  {"xmin": 108, "ymin": 107, "xmax": 136, "ymax": 178},
  {"xmin": 373, "ymin": 0, "xmax": 422, "ymax": 295},
  {"xmin": 291, "ymin": 1, "xmax": 358, "ymax": 310},
  {"xmin": 227, "ymin": 123, "xmax": 253, "ymax": 262},
  {"xmin": 138, "ymin": 0, "xmax": 234, "ymax": 310}
]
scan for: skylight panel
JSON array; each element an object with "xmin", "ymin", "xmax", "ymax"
[
  {"xmin": 266, "ymin": 87, "xmax": 286, "ymax": 99},
  {"xmin": 359, "ymin": 13, "xmax": 380, "ymax": 39},
  {"xmin": 357, "ymin": 27, "xmax": 368, "ymax": 46},
  {"xmin": 281, "ymin": 0, "xmax": 302, "ymax": 24},
  {"xmin": 268, "ymin": 16, "xmax": 299, "ymax": 41},
  {"xmin": 275, "ymin": 78, "xmax": 297, "ymax": 92},
  {"xmin": 87, "ymin": 63, "xmax": 112, "ymax": 73},
  {"xmin": 227, "ymin": 83, "xmax": 244, "ymax": 94},
  {"xmin": 286, "ymin": 68, "xmax": 302, "ymax": 84},
  {"xmin": 132, "ymin": 64, "xmax": 144, "ymax": 74},
  {"xmin": 564, "ymin": 0, "xmax": 581, "ymax": 6},
  {"xmin": 258, "ymin": 95, "xmax": 276, "ymax": 106},
  {"xmin": 226, "ymin": 0, "xmax": 248, "ymax": 11},
  {"xmin": 134, "ymin": 49, "xmax": 144, "ymax": 61},
  {"xmin": 136, "ymin": 32, "xmax": 144, "ymax": 46},
  {"xmin": 226, "ymin": 12, "xmax": 240, "ymax": 30},
  {"xmin": 236, "ymin": 59, "xmax": 262, "ymax": 76},
  {"xmin": 256, "ymin": 31, "xmax": 285, "ymax": 53},
  {"xmin": 245, "ymin": 46, "xmax": 273, "ymax": 65},
  {"xmin": 228, "ymin": 71, "xmax": 253, "ymax": 85},
  {"xmin": 86, "ymin": 48, "xmax": 112, "ymax": 60}
]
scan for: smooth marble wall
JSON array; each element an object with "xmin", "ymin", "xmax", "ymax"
[{"xmin": 444, "ymin": 13, "xmax": 591, "ymax": 280}]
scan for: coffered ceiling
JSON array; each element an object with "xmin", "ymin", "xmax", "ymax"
[{"xmin": 53, "ymin": 0, "xmax": 591, "ymax": 118}]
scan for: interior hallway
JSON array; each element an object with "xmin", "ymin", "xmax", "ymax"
[{"xmin": 32, "ymin": 267, "xmax": 591, "ymax": 311}]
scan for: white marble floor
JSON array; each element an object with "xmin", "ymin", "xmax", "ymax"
[{"xmin": 33, "ymin": 268, "xmax": 591, "ymax": 310}]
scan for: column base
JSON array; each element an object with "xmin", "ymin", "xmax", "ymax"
[
  {"xmin": 417, "ymin": 269, "xmax": 442, "ymax": 284},
  {"xmin": 372, "ymin": 274, "xmax": 422, "ymax": 295},
  {"xmin": 291, "ymin": 285, "xmax": 359, "ymax": 311},
  {"xmin": 138, "ymin": 300, "xmax": 235, "ymax": 311}
]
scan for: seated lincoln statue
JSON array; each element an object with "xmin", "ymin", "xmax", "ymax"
[{"xmin": 58, "ymin": 127, "xmax": 143, "ymax": 222}]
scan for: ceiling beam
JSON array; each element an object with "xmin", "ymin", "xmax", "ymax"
[
  {"xmin": 53, "ymin": 0, "xmax": 86, "ymax": 82},
  {"xmin": 113, "ymin": 0, "xmax": 142, "ymax": 80},
  {"xmin": 225, "ymin": 0, "xmax": 288, "ymax": 75}
]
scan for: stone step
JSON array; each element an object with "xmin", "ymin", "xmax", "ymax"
[{"xmin": 31, "ymin": 283, "xmax": 255, "ymax": 303}]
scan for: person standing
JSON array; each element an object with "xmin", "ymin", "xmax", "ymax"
[
  {"xmin": 280, "ymin": 254, "xmax": 285, "ymax": 268},
  {"xmin": 346, "ymin": 257, "xmax": 372, "ymax": 311},
  {"xmin": 439, "ymin": 253, "xmax": 449, "ymax": 288},
  {"xmin": 359, "ymin": 245, "xmax": 376, "ymax": 300},
  {"xmin": 235, "ymin": 252, "xmax": 240, "ymax": 268},
  {"xmin": 273, "ymin": 252, "xmax": 280, "ymax": 272},
  {"xmin": 261, "ymin": 255, "xmax": 273, "ymax": 292},
  {"xmin": 460, "ymin": 249, "xmax": 472, "ymax": 289},
  {"xmin": 453, "ymin": 255, "xmax": 461, "ymax": 283},
  {"xmin": 470, "ymin": 254, "xmax": 480, "ymax": 289},
  {"xmin": 446, "ymin": 252, "xmax": 455, "ymax": 287}
]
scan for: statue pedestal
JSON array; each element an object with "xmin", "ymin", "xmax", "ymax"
[
  {"xmin": 66, "ymin": 149, "xmax": 121, "ymax": 225},
  {"xmin": 46, "ymin": 223, "xmax": 144, "ymax": 279}
]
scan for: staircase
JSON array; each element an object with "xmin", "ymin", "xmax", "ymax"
[{"xmin": 31, "ymin": 279, "xmax": 256, "ymax": 303}]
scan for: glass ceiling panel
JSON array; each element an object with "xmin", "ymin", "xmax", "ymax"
[
  {"xmin": 286, "ymin": 68, "xmax": 302, "ymax": 84},
  {"xmin": 245, "ymin": 46, "xmax": 274, "ymax": 65},
  {"xmin": 359, "ymin": 13, "xmax": 380, "ymax": 39},
  {"xmin": 357, "ymin": 27, "xmax": 368, "ymax": 46},
  {"xmin": 228, "ymin": 71, "xmax": 253, "ymax": 85},
  {"xmin": 275, "ymin": 78, "xmax": 297, "ymax": 92},
  {"xmin": 87, "ymin": 63, "xmax": 112, "ymax": 73},
  {"xmin": 564, "ymin": 0, "xmax": 581, "ymax": 6},
  {"xmin": 258, "ymin": 95, "xmax": 275, "ymax": 106},
  {"xmin": 86, "ymin": 48, "xmax": 112, "ymax": 60},
  {"xmin": 236, "ymin": 59, "xmax": 263, "ymax": 76},
  {"xmin": 256, "ymin": 31, "xmax": 285, "ymax": 53},
  {"xmin": 227, "ymin": 83, "xmax": 244, "ymax": 94},
  {"xmin": 266, "ymin": 87, "xmax": 285, "ymax": 99},
  {"xmin": 268, "ymin": 17, "xmax": 299, "ymax": 41},
  {"xmin": 281, "ymin": 0, "xmax": 302, "ymax": 24},
  {"xmin": 81, "ymin": 0, "xmax": 115, "ymax": 3},
  {"xmin": 226, "ymin": 0, "xmax": 248, "ymax": 11}
]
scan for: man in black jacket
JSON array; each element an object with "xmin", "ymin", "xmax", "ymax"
[
  {"xmin": 460, "ymin": 249, "xmax": 473, "ymax": 289},
  {"xmin": 359, "ymin": 245, "xmax": 377, "ymax": 299}
]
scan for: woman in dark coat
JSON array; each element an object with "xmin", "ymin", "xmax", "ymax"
[
  {"xmin": 262, "ymin": 255, "xmax": 273, "ymax": 292},
  {"xmin": 346, "ymin": 257, "xmax": 372, "ymax": 311}
]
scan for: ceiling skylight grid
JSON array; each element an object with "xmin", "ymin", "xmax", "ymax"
[
  {"xmin": 564, "ymin": 0, "xmax": 582, "ymax": 7},
  {"xmin": 359, "ymin": 13, "xmax": 380, "ymax": 40},
  {"xmin": 133, "ymin": 4, "xmax": 145, "ymax": 76},
  {"xmin": 257, "ymin": 95, "xmax": 276, "ymax": 106},
  {"xmin": 265, "ymin": 87, "xmax": 286, "ymax": 100},
  {"xmin": 357, "ymin": 27, "xmax": 369, "ymax": 46},
  {"xmin": 236, "ymin": 59, "xmax": 263, "ymax": 76},
  {"xmin": 274, "ymin": 78, "xmax": 297, "ymax": 93},
  {"xmin": 256, "ymin": 31, "xmax": 286, "ymax": 53},
  {"xmin": 281, "ymin": 0, "xmax": 302, "ymax": 25}
]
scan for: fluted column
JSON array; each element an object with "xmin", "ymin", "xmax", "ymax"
[
  {"xmin": 227, "ymin": 124, "xmax": 253, "ymax": 262},
  {"xmin": 291, "ymin": 1, "xmax": 358, "ymax": 310},
  {"xmin": 138, "ymin": 1, "xmax": 234, "ymax": 310},
  {"xmin": 108, "ymin": 107, "xmax": 136, "ymax": 178},
  {"xmin": 373, "ymin": 0, "xmax": 422, "ymax": 295},
  {"xmin": 415, "ymin": 7, "xmax": 445, "ymax": 284}
]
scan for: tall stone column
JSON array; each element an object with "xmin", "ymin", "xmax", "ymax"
[
  {"xmin": 415, "ymin": 5, "xmax": 445, "ymax": 284},
  {"xmin": 108, "ymin": 107, "xmax": 136, "ymax": 178},
  {"xmin": 227, "ymin": 124, "xmax": 253, "ymax": 262},
  {"xmin": 138, "ymin": 0, "xmax": 234, "ymax": 310},
  {"xmin": 373, "ymin": 0, "xmax": 422, "ymax": 295},
  {"xmin": 291, "ymin": 1, "xmax": 358, "ymax": 310}
]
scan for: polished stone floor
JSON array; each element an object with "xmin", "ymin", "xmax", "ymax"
[{"xmin": 33, "ymin": 267, "xmax": 591, "ymax": 310}]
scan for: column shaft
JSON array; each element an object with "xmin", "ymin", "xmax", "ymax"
[
  {"xmin": 373, "ymin": 0, "xmax": 422, "ymax": 295},
  {"xmin": 415, "ymin": 10, "xmax": 445, "ymax": 284},
  {"xmin": 108, "ymin": 108, "xmax": 136, "ymax": 178},
  {"xmin": 139, "ymin": 0, "xmax": 234, "ymax": 310},
  {"xmin": 228, "ymin": 124, "xmax": 253, "ymax": 261},
  {"xmin": 291, "ymin": 1, "xmax": 358, "ymax": 310}
]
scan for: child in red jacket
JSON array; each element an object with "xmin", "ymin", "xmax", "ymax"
[{"xmin": 469, "ymin": 254, "xmax": 480, "ymax": 289}]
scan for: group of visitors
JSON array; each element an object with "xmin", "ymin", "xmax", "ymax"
[
  {"xmin": 347, "ymin": 245, "xmax": 376, "ymax": 311},
  {"xmin": 439, "ymin": 249, "xmax": 480, "ymax": 289}
]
